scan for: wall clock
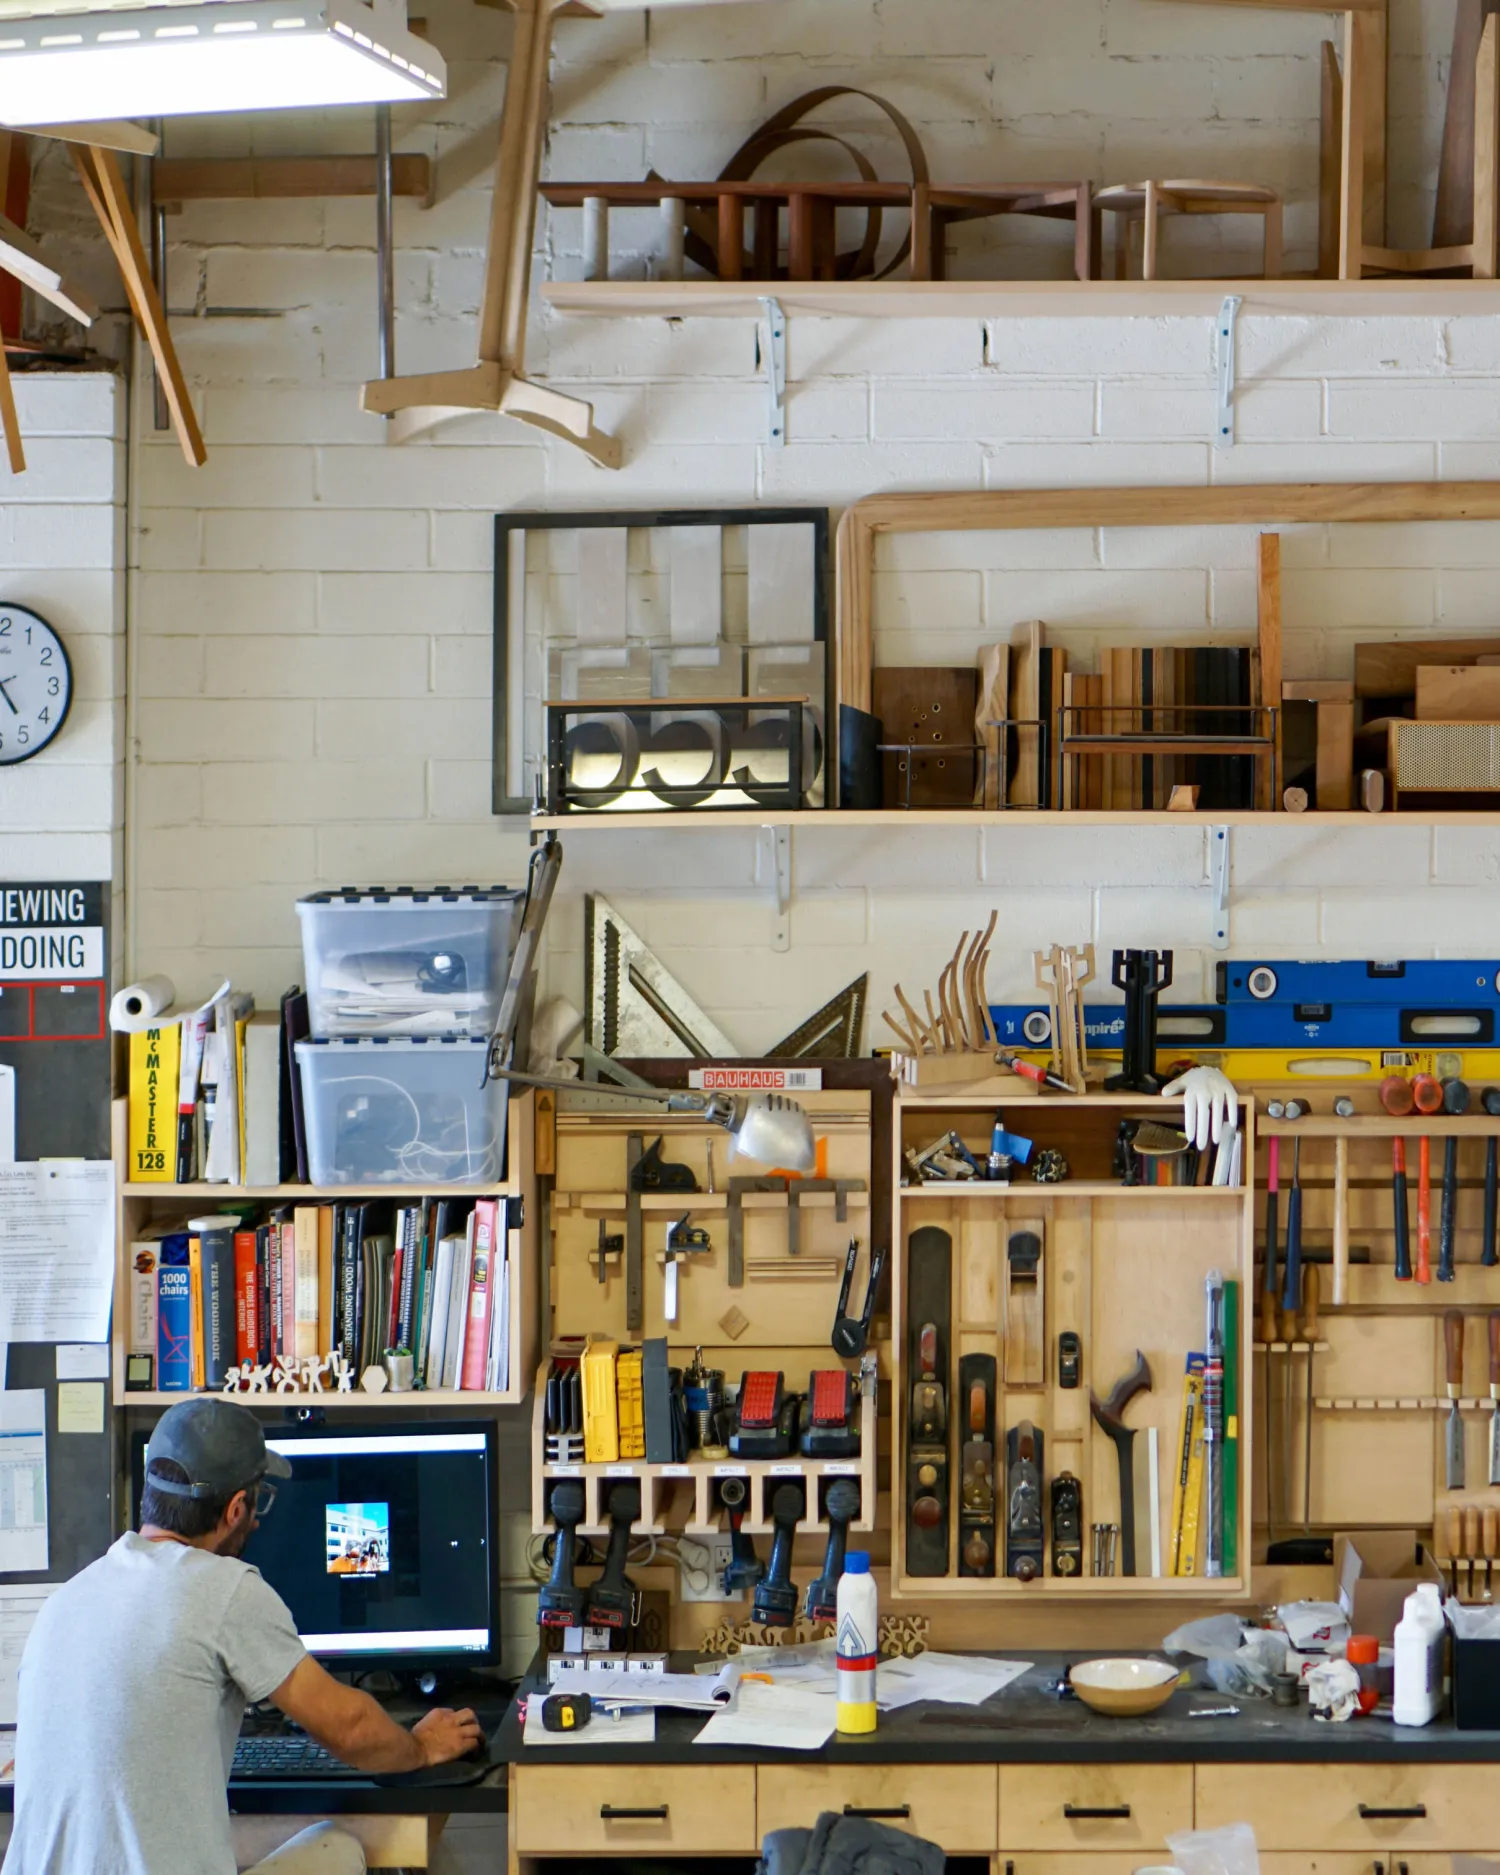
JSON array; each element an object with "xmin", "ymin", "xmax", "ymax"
[{"xmin": 0, "ymin": 604, "xmax": 71, "ymax": 765}]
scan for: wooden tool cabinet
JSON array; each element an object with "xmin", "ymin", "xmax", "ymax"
[{"xmin": 892, "ymin": 1093, "xmax": 1257, "ymax": 1598}]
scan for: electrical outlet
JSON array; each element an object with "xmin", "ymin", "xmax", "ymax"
[{"xmin": 677, "ymin": 1535, "xmax": 739, "ymax": 1602}]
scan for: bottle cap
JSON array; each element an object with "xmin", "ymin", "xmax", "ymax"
[
  {"xmin": 1347, "ymin": 1635, "xmax": 1378, "ymax": 1664},
  {"xmin": 844, "ymin": 1551, "xmax": 871, "ymax": 1575}
]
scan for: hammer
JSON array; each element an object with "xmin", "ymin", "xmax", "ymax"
[{"xmin": 1090, "ymin": 1350, "xmax": 1153, "ymax": 1577}]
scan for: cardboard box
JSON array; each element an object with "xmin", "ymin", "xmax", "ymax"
[{"xmin": 1335, "ymin": 1531, "xmax": 1444, "ymax": 1644}]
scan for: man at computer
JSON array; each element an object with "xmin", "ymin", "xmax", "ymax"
[{"xmin": 3, "ymin": 1398, "xmax": 483, "ymax": 1875}]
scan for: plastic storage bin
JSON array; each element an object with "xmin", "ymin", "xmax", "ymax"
[
  {"xmin": 296, "ymin": 1036, "xmax": 506, "ymax": 1185},
  {"xmin": 297, "ymin": 887, "xmax": 524, "ymax": 1038}
]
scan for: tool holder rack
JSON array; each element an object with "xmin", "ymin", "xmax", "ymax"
[
  {"xmin": 1253, "ymin": 1106, "xmax": 1500, "ymax": 1543},
  {"xmin": 530, "ymin": 1365, "xmax": 879, "ymax": 1541},
  {"xmin": 891, "ymin": 1092, "xmax": 1256, "ymax": 1600}
]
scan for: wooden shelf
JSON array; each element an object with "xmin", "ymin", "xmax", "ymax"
[
  {"xmin": 1261, "ymin": 1116, "xmax": 1500, "ymax": 1137},
  {"xmin": 123, "ymin": 1181, "xmax": 510, "ymax": 1199},
  {"xmin": 119, "ymin": 1389, "xmax": 519, "ymax": 1409},
  {"xmin": 531, "ymin": 807, "xmax": 1500, "ymax": 830},
  {"xmin": 543, "ymin": 277, "xmax": 1500, "ymax": 320},
  {"xmin": 901, "ymin": 1181, "xmax": 1245, "ymax": 1197}
]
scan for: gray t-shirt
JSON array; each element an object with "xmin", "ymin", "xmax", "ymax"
[{"xmin": 3, "ymin": 1531, "xmax": 307, "ymax": 1875}]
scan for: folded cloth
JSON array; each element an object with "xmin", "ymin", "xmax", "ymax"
[{"xmin": 761, "ymin": 1812, "xmax": 946, "ymax": 1875}]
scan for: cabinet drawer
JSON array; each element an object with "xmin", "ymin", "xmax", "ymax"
[
  {"xmin": 999, "ymin": 1764, "xmax": 1192, "ymax": 1850},
  {"xmin": 514, "ymin": 1766, "xmax": 756, "ymax": 1854},
  {"xmin": 758, "ymin": 1765, "xmax": 998, "ymax": 1852},
  {"xmin": 1000, "ymin": 1860, "xmax": 1179, "ymax": 1875},
  {"xmin": 1260, "ymin": 1859, "xmax": 1464, "ymax": 1875},
  {"xmin": 1196, "ymin": 1766, "xmax": 1496, "ymax": 1851}
]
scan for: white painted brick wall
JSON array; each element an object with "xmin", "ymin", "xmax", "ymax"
[{"xmin": 0, "ymin": 374, "xmax": 124, "ymax": 901}]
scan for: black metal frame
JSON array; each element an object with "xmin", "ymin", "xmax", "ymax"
[
  {"xmin": 545, "ymin": 698, "xmax": 806, "ymax": 815},
  {"xmin": 492, "ymin": 507, "xmax": 831, "ymax": 816}
]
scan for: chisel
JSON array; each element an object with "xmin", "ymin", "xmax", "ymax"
[
  {"xmin": 1281, "ymin": 1138, "xmax": 1303, "ymax": 1317},
  {"xmin": 1440, "ymin": 1079, "xmax": 1471, "ymax": 1284},
  {"xmin": 1490, "ymin": 1312, "xmax": 1500, "ymax": 1487},
  {"xmin": 1483, "ymin": 1088, "xmax": 1500, "ymax": 1269},
  {"xmin": 1262, "ymin": 1138, "xmax": 1280, "ymax": 1543},
  {"xmin": 1393, "ymin": 1139, "xmax": 1413, "ymax": 1282},
  {"xmin": 1299, "ymin": 1262, "xmax": 1320, "ymax": 1530},
  {"xmin": 1446, "ymin": 1308, "xmax": 1467, "ymax": 1492},
  {"xmin": 1418, "ymin": 1136, "xmax": 1433, "ymax": 1286}
]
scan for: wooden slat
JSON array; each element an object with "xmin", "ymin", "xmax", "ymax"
[
  {"xmin": 0, "ymin": 333, "xmax": 25, "ymax": 475},
  {"xmin": 1435, "ymin": 0, "xmax": 1500, "ymax": 247},
  {"xmin": 1356, "ymin": 633, "xmax": 1500, "ymax": 696},
  {"xmin": 1319, "ymin": 39, "xmax": 1343, "ymax": 277},
  {"xmin": 1340, "ymin": 7, "xmax": 1366, "ymax": 277},
  {"xmin": 1256, "ymin": 532, "xmax": 1282, "ymax": 809},
  {"xmin": 153, "ymin": 155, "xmax": 430, "ymax": 206},
  {"xmin": 76, "ymin": 146, "xmax": 205, "ymax": 467},
  {"xmin": 33, "ymin": 119, "xmax": 157, "ymax": 156},
  {"xmin": 1354, "ymin": 3, "xmax": 1387, "ymax": 245},
  {"xmin": 1476, "ymin": 13, "xmax": 1500, "ymax": 276}
]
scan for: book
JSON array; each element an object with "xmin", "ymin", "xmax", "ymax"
[
  {"xmin": 460, "ymin": 1199, "xmax": 499, "ymax": 1390},
  {"xmin": 157, "ymin": 1243, "xmax": 193, "ymax": 1392},
  {"xmin": 128, "ymin": 1226, "xmax": 184, "ymax": 1379},
  {"xmin": 337, "ymin": 1205, "xmax": 361, "ymax": 1361},
  {"xmin": 280, "ymin": 1215, "xmax": 298, "ymax": 1359},
  {"xmin": 279, "ymin": 986, "xmax": 310, "ymax": 1184},
  {"xmin": 242, "ymin": 1013, "xmax": 282, "ymax": 1187},
  {"xmin": 293, "ymin": 1205, "xmax": 320, "ymax": 1359},
  {"xmin": 233, "ymin": 1228, "xmax": 259, "ymax": 1366},
  {"xmin": 197, "ymin": 1222, "xmax": 236, "ymax": 1389},
  {"xmin": 1223, "ymin": 1279, "xmax": 1241, "ymax": 1576},
  {"xmin": 127, "ymin": 1023, "xmax": 181, "ymax": 1183},
  {"xmin": 187, "ymin": 1229, "xmax": 205, "ymax": 1389},
  {"xmin": 318, "ymin": 1204, "xmax": 336, "ymax": 1359},
  {"xmin": 425, "ymin": 1233, "xmax": 459, "ymax": 1387},
  {"xmin": 176, "ymin": 1005, "xmax": 212, "ymax": 1182},
  {"xmin": 394, "ymin": 1206, "xmax": 418, "ymax": 1350},
  {"xmin": 441, "ymin": 1213, "xmax": 475, "ymax": 1390}
]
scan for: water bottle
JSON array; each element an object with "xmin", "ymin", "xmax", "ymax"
[{"xmin": 835, "ymin": 1551, "xmax": 878, "ymax": 1735}]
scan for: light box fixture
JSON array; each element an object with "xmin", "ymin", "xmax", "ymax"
[{"xmin": 0, "ymin": 0, "xmax": 444, "ymax": 124}]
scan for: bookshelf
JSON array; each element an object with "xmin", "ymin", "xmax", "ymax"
[{"xmin": 109, "ymin": 1091, "xmax": 539, "ymax": 1409}]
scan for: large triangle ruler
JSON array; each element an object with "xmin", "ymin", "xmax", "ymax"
[
  {"xmin": 585, "ymin": 894, "xmax": 738, "ymax": 1059},
  {"xmin": 769, "ymin": 975, "xmax": 868, "ymax": 1058}
]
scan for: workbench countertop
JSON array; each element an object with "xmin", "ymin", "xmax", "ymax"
[{"xmin": 498, "ymin": 1652, "xmax": 1500, "ymax": 1766}]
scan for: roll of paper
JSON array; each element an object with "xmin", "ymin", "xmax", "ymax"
[{"xmin": 109, "ymin": 975, "xmax": 176, "ymax": 1033}]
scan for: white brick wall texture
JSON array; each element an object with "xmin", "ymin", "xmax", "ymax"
[{"xmin": 22, "ymin": 0, "xmax": 1500, "ymax": 1623}]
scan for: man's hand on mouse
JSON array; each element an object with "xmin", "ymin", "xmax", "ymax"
[{"xmin": 413, "ymin": 1705, "xmax": 485, "ymax": 1765}]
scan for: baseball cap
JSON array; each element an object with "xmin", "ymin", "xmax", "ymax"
[{"xmin": 145, "ymin": 1398, "xmax": 292, "ymax": 1502}]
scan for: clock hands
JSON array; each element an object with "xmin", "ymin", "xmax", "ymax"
[{"xmin": 0, "ymin": 677, "xmax": 17, "ymax": 716}]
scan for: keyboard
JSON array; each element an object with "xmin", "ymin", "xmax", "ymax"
[{"xmin": 232, "ymin": 1733, "xmax": 371, "ymax": 1781}]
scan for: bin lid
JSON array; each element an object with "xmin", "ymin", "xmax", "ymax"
[{"xmin": 297, "ymin": 887, "xmax": 521, "ymax": 906}]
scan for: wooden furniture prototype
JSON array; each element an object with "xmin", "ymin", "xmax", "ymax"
[
  {"xmin": 1095, "ymin": 180, "xmax": 1282, "ymax": 280},
  {"xmin": 917, "ymin": 183, "xmax": 1101, "ymax": 283},
  {"xmin": 109, "ymin": 1092, "xmax": 539, "ymax": 1408}
]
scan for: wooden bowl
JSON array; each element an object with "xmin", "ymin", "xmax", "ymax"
[{"xmin": 1069, "ymin": 1657, "xmax": 1181, "ymax": 1717}]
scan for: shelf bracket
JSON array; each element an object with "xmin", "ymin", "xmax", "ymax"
[
  {"xmin": 759, "ymin": 296, "xmax": 787, "ymax": 447},
  {"xmin": 1209, "ymin": 824, "xmax": 1231, "ymax": 950},
  {"xmin": 1214, "ymin": 293, "xmax": 1243, "ymax": 449},
  {"xmin": 764, "ymin": 824, "xmax": 791, "ymax": 951}
]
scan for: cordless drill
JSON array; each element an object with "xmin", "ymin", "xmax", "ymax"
[
  {"xmin": 584, "ymin": 1481, "xmax": 640, "ymax": 1631},
  {"xmin": 538, "ymin": 1480, "xmax": 586, "ymax": 1630},
  {"xmin": 717, "ymin": 1476, "xmax": 764, "ymax": 1596},
  {"xmin": 752, "ymin": 1482, "xmax": 805, "ymax": 1628},
  {"xmin": 804, "ymin": 1479, "xmax": 860, "ymax": 1622}
]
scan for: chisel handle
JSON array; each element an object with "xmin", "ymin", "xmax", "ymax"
[
  {"xmin": 1440, "ymin": 1136, "xmax": 1460, "ymax": 1283},
  {"xmin": 1490, "ymin": 1311, "xmax": 1500, "ymax": 1392},
  {"xmin": 1281, "ymin": 1185, "xmax": 1303, "ymax": 1316},
  {"xmin": 1393, "ymin": 1139, "xmax": 1412, "ymax": 1282},
  {"xmin": 1333, "ymin": 1136, "xmax": 1350, "ymax": 1306},
  {"xmin": 1446, "ymin": 1309, "xmax": 1466, "ymax": 1394},
  {"xmin": 1486, "ymin": 1139, "xmax": 1499, "ymax": 1270},
  {"xmin": 1418, "ymin": 1137, "xmax": 1432, "ymax": 1285}
]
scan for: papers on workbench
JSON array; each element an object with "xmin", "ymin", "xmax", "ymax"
[
  {"xmin": 694, "ymin": 1679, "xmax": 836, "ymax": 1751},
  {"xmin": 0, "ymin": 1392, "xmax": 46, "ymax": 1573},
  {"xmin": 523, "ymin": 1700, "xmax": 655, "ymax": 1747},
  {"xmin": 730, "ymin": 1638, "xmax": 837, "ymax": 1686},
  {"xmin": 877, "ymin": 1654, "xmax": 1031, "ymax": 1710},
  {"xmin": 0, "ymin": 1585, "xmax": 55, "ymax": 1726},
  {"xmin": 0, "ymin": 1161, "xmax": 114, "ymax": 1343},
  {"xmin": 547, "ymin": 1662, "xmax": 740, "ymax": 1711}
]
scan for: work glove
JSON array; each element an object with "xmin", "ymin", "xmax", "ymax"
[{"xmin": 1162, "ymin": 1065, "xmax": 1238, "ymax": 1152}]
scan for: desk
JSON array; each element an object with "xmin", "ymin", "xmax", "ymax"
[{"xmin": 497, "ymin": 1652, "xmax": 1500, "ymax": 1875}]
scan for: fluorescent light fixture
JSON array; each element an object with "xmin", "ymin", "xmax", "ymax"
[{"xmin": 0, "ymin": 0, "xmax": 444, "ymax": 123}]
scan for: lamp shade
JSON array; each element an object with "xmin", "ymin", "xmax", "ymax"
[{"xmin": 0, "ymin": 0, "xmax": 444, "ymax": 124}]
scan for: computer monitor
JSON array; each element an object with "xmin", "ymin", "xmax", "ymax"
[{"xmin": 132, "ymin": 1418, "xmax": 500, "ymax": 1674}]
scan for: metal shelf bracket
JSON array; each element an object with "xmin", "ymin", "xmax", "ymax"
[
  {"xmin": 1210, "ymin": 824, "xmax": 1231, "ymax": 950},
  {"xmin": 1215, "ymin": 293, "xmax": 1243, "ymax": 449},
  {"xmin": 760, "ymin": 296, "xmax": 787, "ymax": 447},
  {"xmin": 763, "ymin": 823, "xmax": 792, "ymax": 951}
]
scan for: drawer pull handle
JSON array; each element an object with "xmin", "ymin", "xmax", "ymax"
[
  {"xmin": 600, "ymin": 1806, "xmax": 669, "ymax": 1821},
  {"xmin": 843, "ymin": 1807, "xmax": 912, "ymax": 1820},
  {"xmin": 1358, "ymin": 1806, "xmax": 1426, "ymax": 1822},
  {"xmin": 1064, "ymin": 1805, "xmax": 1132, "ymax": 1820}
]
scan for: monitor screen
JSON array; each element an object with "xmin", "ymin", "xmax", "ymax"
[{"xmin": 132, "ymin": 1419, "xmax": 499, "ymax": 1670}]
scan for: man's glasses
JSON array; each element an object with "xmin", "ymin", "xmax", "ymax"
[{"xmin": 250, "ymin": 1478, "xmax": 278, "ymax": 1518}]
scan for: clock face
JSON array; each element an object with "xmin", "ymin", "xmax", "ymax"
[{"xmin": 0, "ymin": 605, "xmax": 71, "ymax": 766}]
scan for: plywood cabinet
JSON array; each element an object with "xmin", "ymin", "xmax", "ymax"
[
  {"xmin": 999, "ymin": 1763, "xmax": 1193, "ymax": 1852},
  {"xmin": 757, "ymin": 1765, "xmax": 998, "ymax": 1852},
  {"xmin": 513, "ymin": 1765, "xmax": 757, "ymax": 1854},
  {"xmin": 1195, "ymin": 1765, "xmax": 1499, "ymax": 1853}
]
